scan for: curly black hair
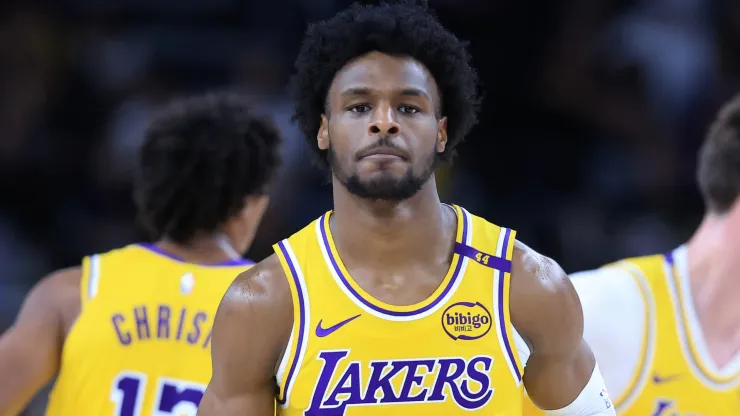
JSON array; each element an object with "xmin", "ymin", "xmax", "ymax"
[
  {"xmin": 697, "ymin": 94, "xmax": 740, "ymax": 214},
  {"xmin": 133, "ymin": 92, "xmax": 282, "ymax": 244},
  {"xmin": 289, "ymin": 0, "xmax": 480, "ymax": 167}
]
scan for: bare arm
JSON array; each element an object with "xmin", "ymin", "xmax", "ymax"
[
  {"xmin": 0, "ymin": 268, "xmax": 80, "ymax": 415},
  {"xmin": 198, "ymin": 255, "xmax": 293, "ymax": 415},
  {"xmin": 510, "ymin": 241, "xmax": 601, "ymax": 411}
]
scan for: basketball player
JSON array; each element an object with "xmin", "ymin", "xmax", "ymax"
[
  {"xmin": 522, "ymin": 95, "xmax": 740, "ymax": 415},
  {"xmin": 0, "ymin": 92, "xmax": 282, "ymax": 415},
  {"xmin": 197, "ymin": 1, "xmax": 615, "ymax": 415}
]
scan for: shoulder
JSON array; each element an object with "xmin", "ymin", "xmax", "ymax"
[
  {"xmin": 29, "ymin": 267, "xmax": 81, "ymax": 309},
  {"xmin": 509, "ymin": 241, "xmax": 582, "ymax": 348},
  {"xmin": 16, "ymin": 267, "xmax": 82, "ymax": 334},
  {"xmin": 207, "ymin": 256, "xmax": 294, "ymax": 395},
  {"xmin": 215, "ymin": 255, "xmax": 293, "ymax": 354},
  {"xmin": 222, "ymin": 255, "xmax": 291, "ymax": 316},
  {"xmin": 510, "ymin": 240, "xmax": 572, "ymax": 307}
]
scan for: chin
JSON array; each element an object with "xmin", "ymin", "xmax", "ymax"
[{"xmin": 345, "ymin": 175, "xmax": 424, "ymax": 202}]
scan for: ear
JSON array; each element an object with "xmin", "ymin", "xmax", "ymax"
[
  {"xmin": 436, "ymin": 117, "xmax": 448, "ymax": 153},
  {"xmin": 318, "ymin": 114, "xmax": 330, "ymax": 150}
]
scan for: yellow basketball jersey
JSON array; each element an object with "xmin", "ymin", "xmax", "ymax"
[
  {"xmin": 523, "ymin": 248, "xmax": 740, "ymax": 415},
  {"xmin": 45, "ymin": 243, "xmax": 252, "ymax": 416},
  {"xmin": 608, "ymin": 249, "xmax": 740, "ymax": 415},
  {"xmin": 272, "ymin": 205, "xmax": 524, "ymax": 415}
]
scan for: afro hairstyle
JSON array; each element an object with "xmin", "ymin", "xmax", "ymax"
[
  {"xmin": 289, "ymin": 0, "xmax": 480, "ymax": 167},
  {"xmin": 133, "ymin": 92, "xmax": 282, "ymax": 244}
]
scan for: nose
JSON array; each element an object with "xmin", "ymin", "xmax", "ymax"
[{"xmin": 368, "ymin": 107, "xmax": 400, "ymax": 136}]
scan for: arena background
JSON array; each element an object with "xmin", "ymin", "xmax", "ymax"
[{"xmin": 1, "ymin": 0, "xmax": 737, "ymax": 413}]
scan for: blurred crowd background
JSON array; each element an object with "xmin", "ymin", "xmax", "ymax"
[{"xmin": 1, "ymin": 0, "xmax": 739, "ymax": 412}]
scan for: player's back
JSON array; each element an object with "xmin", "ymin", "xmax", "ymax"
[
  {"xmin": 45, "ymin": 243, "xmax": 252, "ymax": 416},
  {"xmin": 524, "ymin": 247, "xmax": 740, "ymax": 415}
]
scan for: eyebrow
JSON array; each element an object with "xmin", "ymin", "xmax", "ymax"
[{"xmin": 340, "ymin": 87, "xmax": 430, "ymax": 101}]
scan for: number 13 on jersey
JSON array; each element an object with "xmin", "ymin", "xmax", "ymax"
[{"xmin": 111, "ymin": 371, "xmax": 205, "ymax": 416}]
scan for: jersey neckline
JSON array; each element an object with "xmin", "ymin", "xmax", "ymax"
[
  {"xmin": 666, "ymin": 245, "xmax": 740, "ymax": 384},
  {"xmin": 136, "ymin": 243, "xmax": 254, "ymax": 267},
  {"xmin": 316, "ymin": 204, "xmax": 471, "ymax": 320}
]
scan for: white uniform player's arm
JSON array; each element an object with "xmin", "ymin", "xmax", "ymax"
[{"xmin": 569, "ymin": 267, "xmax": 646, "ymax": 405}]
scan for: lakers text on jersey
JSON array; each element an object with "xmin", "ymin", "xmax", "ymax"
[
  {"xmin": 272, "ymin": 205, "xmax": 526, "ymax": 415},
  {"xmin": 45, "ymin": 244, "xmax": 252, "ymax": 416}
]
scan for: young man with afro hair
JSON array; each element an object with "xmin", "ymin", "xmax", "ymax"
[
  {"xmin": 0, "ymin": 92, "xmax": 282, "ymax": 415},
  {"xmin": 200, "ymin": 1, "xmax": 615, "ymax": 415}
]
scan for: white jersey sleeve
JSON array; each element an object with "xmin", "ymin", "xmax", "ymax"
[{"xmin": 570, "ymin": 266, "xmax": 646, "ymax": 402}]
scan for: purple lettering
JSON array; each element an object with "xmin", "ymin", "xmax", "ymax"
[
  {"xmin": 186, "ymin": 311, "xmax": 207, "ymax": 345},
  {"xmin": 457, "ymin": 356, "xmax": 494, "ymax": 408},
  {"xmin": 175, "ymin": 307, "xmax": 187, "ymax": 341},
  {"xmin": 305, "ymin": 353, "xmax": 494, "ymax": 415},
  {"xmin": 322, "ymin": 362, "xmax": 362, "ymax": 407},
  {"xmin": 111, "ymin": 314, "xmax": 132, "ymax": 346},
  {"xmin": 651, "ymin": 400, "xmax": 673, "ymax": 416},
  {"xmin": 158, "ymin": 305, "xmax": 171, "ymax": 340},
  {"xmin": 393, "ymin": 360, "xmax": 435, "ymax": 403},
  {"xmin": 360, "ymin": 361, "xmax": 402, "ymax": 404},
  {"xmin": 305, "ymin": 350, "xmax": 350, "ymax": 416},
  {"xmin": 133, "ymin": 306, "xmax": 150, "ymax": 340},
  {"xmin": 157, "ymin": 379, "xmax": 204, "ymax": 413},
  {"xmin": 202, "ymin": 329, "xmax": 213, "ymax": 349},
  {"xmin": 427, "ymin": 358, "xmax": 465, "ymax": 401}
]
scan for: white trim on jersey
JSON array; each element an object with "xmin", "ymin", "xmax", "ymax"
[{"xmin": 88, "ymin": 254, "xmax": 101, "ymax": 300}]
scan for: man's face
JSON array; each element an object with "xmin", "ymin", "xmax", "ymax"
[{"xmin": 319, "ymin": 51, "xmax": 447, "ymax": 201}]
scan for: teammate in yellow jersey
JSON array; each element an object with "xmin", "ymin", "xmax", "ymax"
[
  {"xmin": 0, "ymin": 92, "xmax": 283, "ymax": 415},
  {"xmin": 198, "ymin": 1, "xmax": 615, "ymax": 415},
  {"xmin": 524, "ymin": 94, "xmax": 740, "ymax": 416}
]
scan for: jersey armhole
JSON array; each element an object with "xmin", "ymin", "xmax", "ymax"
[
  {"xmin": 599, "ymin": 262, "xmax": 655, "ymax": 411},
  {"xmin": 79, "ymin": 254, "xmax": 101, "ymax": 310},
  {"xmin": 273, "ymin": 240, "xmax": 310, "ymax": 408},
  {"xmin": 500, "ymin": 229, "xmax": 525, "ymax": 385}
]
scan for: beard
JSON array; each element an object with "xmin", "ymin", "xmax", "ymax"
[{"xmin": 328, "ymin": 144, "xmax": 439, "ymax": 202}]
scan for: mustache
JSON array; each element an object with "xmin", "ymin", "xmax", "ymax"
[{"xmin": 356, "ymin": 137, "xmax": 405, "ymax": 155}]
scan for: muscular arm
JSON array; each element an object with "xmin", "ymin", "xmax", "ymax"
[
  {"xmin": 510, "ymin": 241, "xmax": 614, "ymax": 414},
  {"xmin": 198, "ymin": 255, "xmax": 293, "ymax": 415},
  {"xmin": 0, "ymin": 268, "xmax": 80, "ymax": 415}
]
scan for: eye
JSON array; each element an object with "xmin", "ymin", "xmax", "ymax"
[
  {"xmin": 399, "ymin": 105, "xmax": 420, "ymax": 114},
  {"xmin": 349, "ymin": 104, "xmax": 371, "ymax": 113}
]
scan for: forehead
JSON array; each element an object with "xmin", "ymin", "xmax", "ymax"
[{"xmin": 330, "ymin": 52, "xmax": 438, "ymax": 98}]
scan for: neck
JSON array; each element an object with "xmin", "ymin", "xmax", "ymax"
[
  {"xmin": 685, "ymin": 213, "xmax": 740, "ymax": 344},
  {"xmin": 155, "ymin": 234, "xmax": 239, "ymax": 264},
  {"xmin": 331, "ymin": 176, "xmax": 452, "ymax": 266}
]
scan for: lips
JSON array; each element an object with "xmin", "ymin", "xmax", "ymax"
[{"xmin": 357, "ymin": 147, "xmax": 408, "ymax": 160}]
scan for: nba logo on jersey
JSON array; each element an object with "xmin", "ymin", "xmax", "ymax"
[
  {"xmin": 600, "ymin": 388, "xmax": 612, "ymax": 409},
  {"xmin": 180, "ymin": 273, "xmax": 194, "ymax": 294},
  {"xmin": 442, "ymin": 301, "xmax": 492, "ymax": 340}
]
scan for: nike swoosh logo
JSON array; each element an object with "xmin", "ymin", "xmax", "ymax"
[
  {"xmin": 315, "ymin": 314, "xmax": 361, "ymax": 337},
  {"xmin": 652, "ymin": 373, "xmax": 681, "ymax": 384}
]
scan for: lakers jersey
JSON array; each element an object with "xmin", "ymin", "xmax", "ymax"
[
  {"xmin": 45, "ymin": 244, "xmax": 252, "ymax": 416},
  {"xmin": 272, "ymin": 205, "xmax": 525, "ymax": 415},
  {"xmin": 524, "ymin": 246, "xmax": 740, "ymax": 415},
  {"xmin": 608, "ymin": 247, "xmax": 740, "ymax": 415}
]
